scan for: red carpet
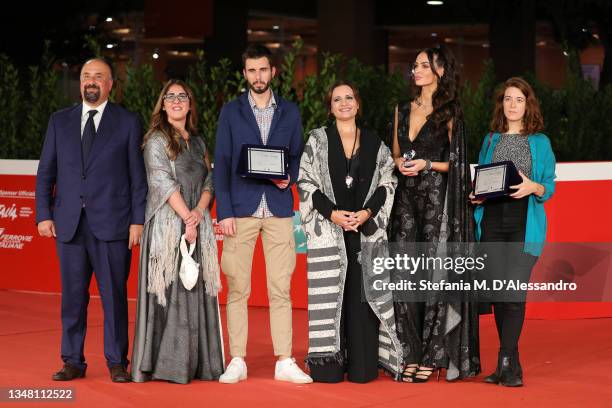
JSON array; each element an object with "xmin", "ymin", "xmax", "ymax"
[{"xmin": 1, "ymin": 289, "xmax": 611, "ymax": 407}]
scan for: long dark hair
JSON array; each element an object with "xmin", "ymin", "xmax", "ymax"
[
  {"xmin": 143, "ymin": 79, "xmax": 198, "ymax": 160},
  {"xmin": 490, "ymin": 77, "xmax": 544, "ymax": 135},
  {"xmin": 410, "ymin": 45, "xmax": 462, "ymax": 127}
]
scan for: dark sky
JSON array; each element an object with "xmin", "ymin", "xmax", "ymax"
[
  {"xmin": 0, "ymin": 1, "xmax": 143, "ymax": 66},
  {"xmin": 1, "ymin": 1, "xmax": 606, "ymax": 68}
]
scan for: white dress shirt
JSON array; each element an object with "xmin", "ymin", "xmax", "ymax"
[{"xmin": 80, "ymin": 99, "xmax": 108, "ymax": 138}]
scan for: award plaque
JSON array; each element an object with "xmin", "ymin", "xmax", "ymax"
[
  {"xmin": 239, "ymin": 144, "xmax": 289, "ymax": 180},
  {"xmin": 473, "ymin": 160, "xmax": 522, "ymax": 199}
]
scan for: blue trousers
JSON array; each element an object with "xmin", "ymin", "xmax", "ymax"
[{"xmin": 56, "ymin": 211, "xmax": 131, "ymax": 370}]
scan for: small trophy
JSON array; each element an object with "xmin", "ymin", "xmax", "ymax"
[{"xmin": 402, "ymin": 149, "xmax": 416, "ymax": 167}]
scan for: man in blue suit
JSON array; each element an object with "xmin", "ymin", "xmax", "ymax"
[
  {"xmin": 36, "ymin": 58, "xmax": 147, "ymax": 382},
  {"xmin": 215, "ymin": 45, "xmax": 311, "ymax": 384}
]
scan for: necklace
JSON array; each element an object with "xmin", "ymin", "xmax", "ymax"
[
  {"xmin": 341, "ymin": 126, "xmax": 358, "ymax": 189},
  {"xmin": 415, "ymin": 97, "xmax": 432, "ymax": 109}
]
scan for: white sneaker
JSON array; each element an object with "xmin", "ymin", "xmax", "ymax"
[
  {"xmin": 274, "ymin": 358, "xmax": 313, "ymax": 384},
  {"xmin": 219, "ymin": 357, "xmax": 247, "ymax": 384}
]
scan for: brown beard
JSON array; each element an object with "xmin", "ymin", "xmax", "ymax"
[{"xmin": 248, "ymin": 80, "xmax": 270, "ymax": 94}]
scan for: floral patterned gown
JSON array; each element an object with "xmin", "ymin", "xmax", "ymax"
[{"xmin": 389, "ymin": 102, "xmax": 480, "ymax": 380}]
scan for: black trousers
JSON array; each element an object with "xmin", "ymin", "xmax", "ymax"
[
  {"xmin": 480, "ymin": 197, "xmax": 538, "ymax": 354},
  {"xmin": 309, "ymin": 232, "xmax": 380, "ymax": 383}
]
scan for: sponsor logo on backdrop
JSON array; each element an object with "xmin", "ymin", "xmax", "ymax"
[
  {"xmin": 0, "ymin": 189, "xmax": 35, "ymax": 199},
  {"xmin": 292, "ymin": 211, "xmax": 307, "ymax": 254},
  {"xmin": 0, "ymin": 204, "xmax": 33, "ymax": 220},
  {"xmin": 0, "ymin": 228, "xmax": 33, "ymax": 250},
  {"xmin": 213, "ymin": 219, "xmax": 224, "ymax": 242},
  {"xmin": 19, "ymin": 207, "xmax": 33, "ymax": 218},
  {"xmin": 0, "ymin": 204, "xmax": 18, "ymax": 220}
]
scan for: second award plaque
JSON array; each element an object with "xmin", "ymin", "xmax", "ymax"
[{"xmin": 473, "ymin": 160, "xmax": 522, "ymax": 199}]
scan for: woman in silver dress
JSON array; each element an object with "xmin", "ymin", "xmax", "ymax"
[{"xmin": 131, "ymin": 79, "xmax": 224, "ymax": 384}]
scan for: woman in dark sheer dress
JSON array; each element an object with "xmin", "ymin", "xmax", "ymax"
[
  {"xmin": 389, "ymin": 46, "xmax": 480, "ymax": 382},
  {"xmin": 131, "ymin": 80, "xmax": 224, "ymax": 384}
]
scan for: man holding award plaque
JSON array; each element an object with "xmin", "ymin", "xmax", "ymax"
[{"xmin": 214, "ymin": 44, "xmax": 311, "ymax": 384}]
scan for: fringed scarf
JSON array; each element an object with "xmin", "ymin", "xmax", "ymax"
[{"xmin": 143, "ymin": 133, "xmax": 221, "ymax": 307}]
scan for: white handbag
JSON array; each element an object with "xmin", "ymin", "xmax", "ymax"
[{"xmin": 179, "ymin": 234, "xmax": 200, "ymax": 290}]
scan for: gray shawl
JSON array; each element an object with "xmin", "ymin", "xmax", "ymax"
[
  {"xmin": 143, "ymin": 133, "xmax": 221, "ymax": 306},
  {"xmin": 297, "ymin": 126, "xmax": 404, "ymax": 379}
]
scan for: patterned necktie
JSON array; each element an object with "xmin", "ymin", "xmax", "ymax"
[{"xmin": 82, "ymin": 109, "xmax": 98, "ymax": 163}]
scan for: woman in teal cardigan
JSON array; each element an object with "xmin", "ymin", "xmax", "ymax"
[{"xmin": 470, "ymin": 77, "xmax": 556, "ymax": 387}]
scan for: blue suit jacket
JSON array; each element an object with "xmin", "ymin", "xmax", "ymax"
[
  {"xmin": 35, "ymin": 102, "xmax": 147, "ymax": 242},
  {"xmin": 213, "ymin": 92, "xmax": 304, "ymax": 221}
]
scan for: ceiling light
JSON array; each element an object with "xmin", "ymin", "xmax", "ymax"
[
  {"xmin": 106, "ymin": 17, "xmax": 113, "ymax": 22},
  {"xmin": 272, "ymin": 25, "xmax": 280, "ymax": 30},
  {"xmin": 152, "ymin": 52, "xmax": 159, "ymax": 60},
  {"xmin": 112, "ymin": 28, "xmax": 131, "ymax": 35},
  {"xmin": 106, "ymin": 44, "xmax": 114, "ymax": 49},
  {"xmin": 426, "ymin": 1, "xmax": 444, "ymax": 5},
  {"xmin": 168, "ymin": 51, "xmax": 194, "ymax": 57}
]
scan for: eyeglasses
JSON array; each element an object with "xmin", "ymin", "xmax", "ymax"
[{"xmin": 163, "ymin": 93, "xmax": 189, "ymax": 103}]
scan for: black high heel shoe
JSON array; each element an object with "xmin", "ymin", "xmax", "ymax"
[
  {"xmin": 401, "ymin": 364, "xmax": 419, "ymax": 382},
  {"xmin": 412, "ymin": 366, "xmax": 440, "ymax": 383}
]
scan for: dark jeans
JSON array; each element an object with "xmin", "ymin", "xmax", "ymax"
[{"xmin": 480, "ymin": 197, "xmax": 538, "ymax": 354}]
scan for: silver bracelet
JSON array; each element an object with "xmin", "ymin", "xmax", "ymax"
[{"xmin": 424, "ymin": 160, "xmax": 432, "ymax": 171}]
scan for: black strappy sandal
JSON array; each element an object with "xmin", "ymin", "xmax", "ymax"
[
  {"xmin": 412, "ymin": 367, "xmax": 441, "ymax": 383},
  {"xmin": 401, "ymin": 364, "xmax": 419, "ymax": 382}
]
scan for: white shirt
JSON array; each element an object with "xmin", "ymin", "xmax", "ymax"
[{"xmin": 80, "ymin": 100, "xmax": 108, "ymax": 138}]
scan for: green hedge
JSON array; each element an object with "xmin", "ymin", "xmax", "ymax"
[
  {"xmin": 1, "ymin": 40, "xmax": 610, "ymax": 162},
  {"xmin": 0, "ymin": 42, "xmax": 68, "ymax": 160}
]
